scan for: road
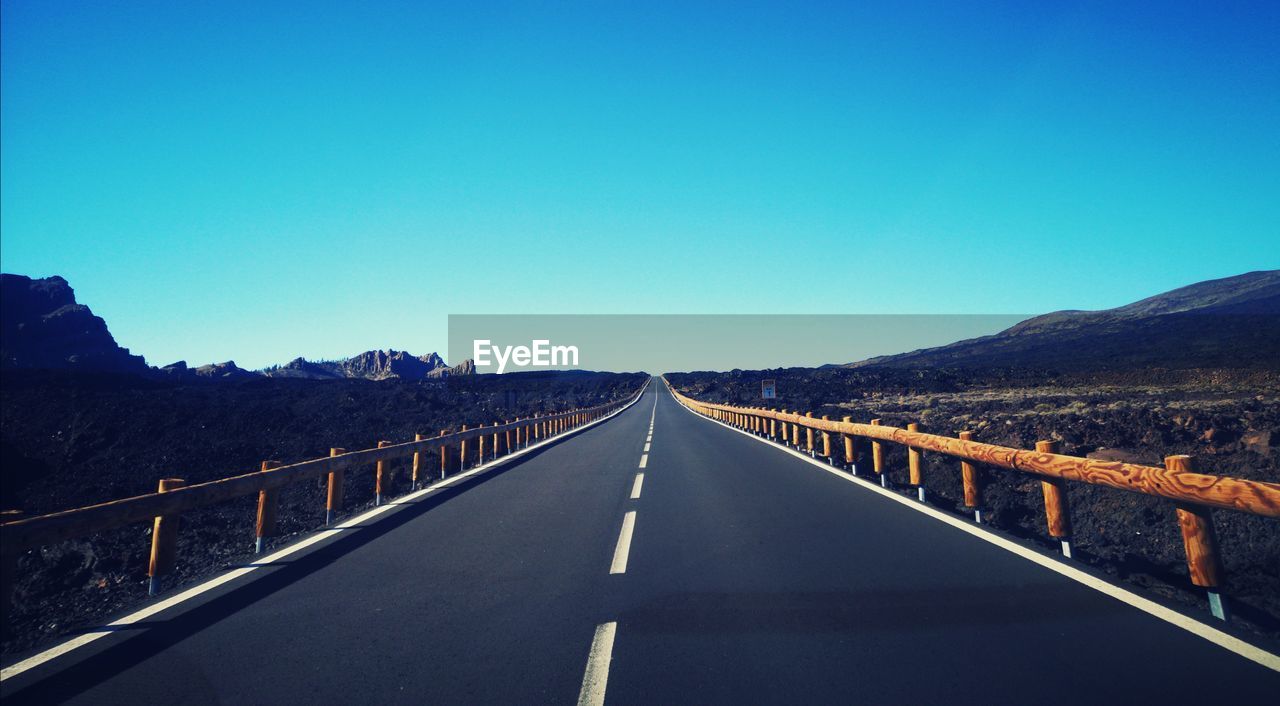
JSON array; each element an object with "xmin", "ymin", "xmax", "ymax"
[{"xmin": 2, "ymin": 379, "xmax": 1278, "ymax": 704}]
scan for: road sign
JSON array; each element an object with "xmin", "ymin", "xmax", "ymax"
[{"xmin": 762, "ymin": 379, "xmax": 776, "ymax": 399}]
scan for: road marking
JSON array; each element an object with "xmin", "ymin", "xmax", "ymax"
[
  {"xmin": 577, "ymin": 621, "xmax": 617, "ymax": 706},
  {"xmin": 646, "ymin": 434, "xmax": 652, "ymax": 442},
  {"xmin": 643, "ymin": 442, "xmax": 651, "ymax": 452},
  {"xmin": 638, "ymin": 454, "xmax": 648, "ymax": 468},
  {"xmin": 0, "ymin": 380, "xmax": 654, "ymax": 682},
  {"xmin": 610, "ymin": 511, "xmax": 636, "ymax": 574},
  {"xmin": 670, "ymin": 387, "xmax": 1280, "ymax": 674},
  {"xmin": 631, "ymin": 473, "xmax": 644, "ymax": 499}
]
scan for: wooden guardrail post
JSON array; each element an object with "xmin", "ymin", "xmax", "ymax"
[
  {"xmin": 412, "ymin": 434, "xmax": 427, "ymax": 490},
  {"xmin": 821, "ymin": 415, "xmax": 833, "ymax": 463},
  {"xmin": 439, "ymin": 430, "xmax": 452, "ymax": 480},
  {"xmin": 1, "ymin": 510, "xmax": 23, "ymax": 635},
  {"xmin": 779, "ymin": 410, "xmax": 789, "ymax": 444},
  {"xmin": 478, "ymin": 424, "xmax": 487, "ymax": 465},
  {"xmin": 1037, "ymin": 440, "xmax": 1073, "ymax": 557},
  {"xmin": 459, "ymin": 425, "xmax": 470, "ymax": 470},
  {"xmin": 908, "ymin": 423, "xmax": 925, "ymax": 502},
  {"xmin": 958, "ymin": 432, "xmax": 982, "ymax": 523},
  {"xmin": 1166, "ymin": 455, "xmax": 1227, "ymax": 621},
  {"xmin": 841, "ymin": 416, "xmax": 858, "ymax": 474},
  {"xmin": 502, "ymin": 421, "xmax": 511, "ymax": 458},
  {"xmin": 804, "ymin": 413, "xmax": 815, "ymax": 455},
  {"xmin": 255, "ymin": 460, "xmax": 283, "ymax": 554},
  {"xmin": 769, "ymin": 415, "xmax": 777, "ymax": 440},
  {"xmin": 375, "ymin": 440, "xmax": 393, "ymax": 505},
  {"xmin": 871, "ymin": 419, "xmax": 887, "ymax": 487},
  {"xmin": 147, "ymin": 478, "xmax": 185, "ymax": 596},
  {"xmin": 326, "ymin": 448, "xmax": 346, "ymax": 525}
]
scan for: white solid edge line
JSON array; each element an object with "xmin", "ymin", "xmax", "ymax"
[
  {"xmin": 610, "ymin": 511, "xmax": 637, "ymax": 575},
  {"xmin": 631, "ymin": 473, "xmax": 645, "ymax": 500},
  {"xmin": 668, "ymin": 387, "xmax": 1280, "ymax": 674},
  {"xmin": 577, "ymin": 621, "xmax": 618, "ymax": 706},
  {"xmin": 638, "ymin": 454, "xmax": 648, "ymax": 469},
  {"xmin": 1, "ymin": 380, "xmax": 652, "ymax": 682}
]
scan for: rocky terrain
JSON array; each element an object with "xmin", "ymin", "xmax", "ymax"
[
  {"xmin": 0, "ymin": 368, "xmax": 645, "ymax": 654},
  {"xmin": 261, "ymin": 350, "xmax": 474, "ymax": 380}
]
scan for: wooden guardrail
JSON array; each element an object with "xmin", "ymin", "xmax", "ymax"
[
  {"xmin": 667, "ymin": 382, "xmax": 1280, "ymax": 623},
  {"xmin": 0, "ymin": 384, "xmax": 645, "ymax": 606}
]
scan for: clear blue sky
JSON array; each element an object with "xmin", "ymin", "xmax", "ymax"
[{"xmin": 3, "ymin": 1, "xmax": 1277, "ymax": 369}]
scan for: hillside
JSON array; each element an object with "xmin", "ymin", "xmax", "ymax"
[{"xmin": 849, "ymin": 270, "xmax": 1280, "ymax": 371}]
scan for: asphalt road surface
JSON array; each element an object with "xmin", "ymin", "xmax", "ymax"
[{"xmin": 3, "ymin": 379, "xmax": 1278, "ymax": 704}]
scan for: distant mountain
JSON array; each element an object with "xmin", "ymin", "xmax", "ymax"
[
  {"xmin": 848, "ymin": 270, "xmax": 1280, "ymax": 371},
  {"xmin": 262, "ymin": 350, "xmax": 467, "ymax": 380},
  {"xmin": 1, "ymin": 273, "xmax": 473, "ymax": 382},
  {"xmin": 0, "ymin": 274, "xmax": 150, "ymax": 375}
]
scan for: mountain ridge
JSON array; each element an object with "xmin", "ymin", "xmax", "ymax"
[
  {"xmin": 1, "ymin": 273, "xmax": 471, "ymax": 381},
  {"xmin": 848, "ymin": 270, "xmax": 1280, "ymax": 370}
]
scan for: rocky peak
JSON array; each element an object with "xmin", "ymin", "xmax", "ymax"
[{"xmin": 1, "ymin": 273, "xmax": 149, "ymax": 375}]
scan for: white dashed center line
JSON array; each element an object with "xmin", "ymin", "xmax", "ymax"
[
  {"xmin": 577, "ymin": 621, "xmax": 617, "ymax": 706},
  {"xmin": 638, "ymin": 454, "xmax": 648, "ymax": 468},
  {"xmin": 630, "ymin": 473, "xmax": 644, "ymax": 499},
  {"xmin": 610, "ymin": 511, "xmax": 636, "ymax": 574}
]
